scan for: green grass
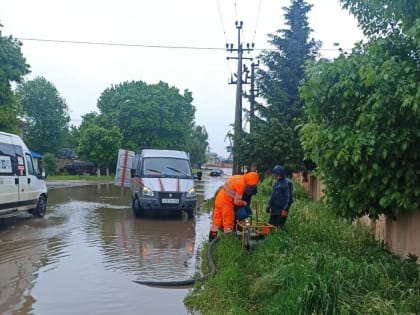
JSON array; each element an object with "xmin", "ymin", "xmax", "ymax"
[
  {"xmin": 46, "ymin": 174, "xmax": 114, "ymax": 181},
  {"xmin": 184, "ymin": 178, "xmax": 420, "ymax": 314}
]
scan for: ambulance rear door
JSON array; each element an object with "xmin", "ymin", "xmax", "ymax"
[
  {"xmin": 114, "ymin": 149, "xmax": 135, "ymax": 188},
  {"xmin": 0, "ymin": 134, "xmax": 21, "ymax": 210}
]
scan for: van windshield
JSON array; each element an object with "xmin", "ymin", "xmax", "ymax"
[{"xmin": 141, "ymin": 158, "xmax": 192, "ymax": 178}]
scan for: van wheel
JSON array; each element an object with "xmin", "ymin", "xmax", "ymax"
[
  {"xmin": 132, "ymin": 197, "xmax": 144, "ymax": 218},
  {"xmin": 33, "ymin": 195, "xmax": 47, "ymax": 218}
]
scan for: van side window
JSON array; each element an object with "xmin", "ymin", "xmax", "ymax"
[
  {"xmin": 0, "ymin": 155, "xmax": 13, "ymax": 174},
  {"xmin": 0, "ymin": 143, "xmax": 21, "ymax": 175},
  {"xmin": 25, "ymin": 153, "xmax": 36, "ymax": 176},
  {"xmin": 0, "ymin": 142, "xmax": 13, "ymax": 174}
]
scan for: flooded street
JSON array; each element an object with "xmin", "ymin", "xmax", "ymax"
[{"xmin": 0, "ymin": 170, "xmax": 229, "ymax": 315}]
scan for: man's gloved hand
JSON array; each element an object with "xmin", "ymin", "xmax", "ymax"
[
  {"xmin": 281, "ymin": 210, "xmax": 288, "ymax": 217},
  {"xmin": 266, "ymin": 205, "xmax": 271, "ymax": 213}
]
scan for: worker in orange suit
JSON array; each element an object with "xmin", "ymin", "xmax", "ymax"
[{"xmin": 209, "ymin": 171, "xmax": 259, "ymax": 241}]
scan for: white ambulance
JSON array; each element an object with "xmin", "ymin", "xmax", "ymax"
[
  {"xmin": 115, "ymin": 149, "xmax": 197, "ymax": 218},
  {"xmin": 0, "ymin": 131, "xmax": 48, "ymax": 218}
]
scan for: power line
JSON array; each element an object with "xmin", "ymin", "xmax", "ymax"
[
  {"xmin": 217, "ymin": 0, "xmax": 243, "ymax": 77},
  {"xmin": 18, "ymin": 37, "xmax": 224, "ymax": 51},
  {"xmin": 217, "ymin": 0, "xmax": 235, "ymax": 77},
  {"xmin": 216, "ymin": 0, "xmax": 228, "ymax": 43},
  {"xmin": 17, "ymin": 37, "xmax": 352, "ymax": 52},
  {"xmin": 252, "ymin": 0, "xmax": 262, "ymax": 43}
]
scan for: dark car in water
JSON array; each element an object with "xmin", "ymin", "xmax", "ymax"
[
  {"xmin": 62, "ymin": 161, "xmax": 97, "ymax": 175},
  {"xmin": 209, "ymin": 168, "xmax": 224, "ymax": 177}
]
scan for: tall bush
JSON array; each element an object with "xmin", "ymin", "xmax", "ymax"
[{"xmin": 300, "ymin": 1, "xmax": 420, "ymax": 219}]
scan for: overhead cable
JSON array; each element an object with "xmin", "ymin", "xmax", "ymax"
[
  {"xmin": 18, "ymin": 37, "xmax": 223, "ymax": 50},
  {"xmin": 17, "ymin": 37, "xmax": 352, "ymax": 52},
  {"xmin": 252, "ymin": 0, "xmax": 262, "ymax": 43},
  {"xmin": 216, "ymin": 0, "xmax": 228, "ymax": 43}
]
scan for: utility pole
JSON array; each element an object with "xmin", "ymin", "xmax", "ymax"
[
  {"xmin": 226, "ymin": 21, "xmax": 254, "ymax": 174},
  {"xmin": 248, "ymin": 61, "xmax": 259, "ymax": 134}
]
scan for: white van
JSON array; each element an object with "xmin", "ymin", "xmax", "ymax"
[
  {"xmin": 0, "ymin": 131, "xmax": 48, "ymax": 218},
  {"xmin": 115, "ymin": 149, "xmax": 197, "ymax": 218}
]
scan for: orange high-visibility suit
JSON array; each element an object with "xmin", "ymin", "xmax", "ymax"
[{"xmin": 210, "ymin": 172, "xmax": 259, "ymax": 233}]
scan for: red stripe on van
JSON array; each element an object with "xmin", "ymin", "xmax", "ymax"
[
  {"xmin": 120, "ymin": 150, "xmax": 129, "ymax": 187},
  {"xmin": 158, "ymin": 178, "xmax": 165, "ymax": 191},
  {"xmin": 132, "ymin": 177, "xmax": 144, "ymax": 188}
]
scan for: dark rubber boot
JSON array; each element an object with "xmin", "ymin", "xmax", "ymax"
[{"xmin": 208, "ymin": 231, "xmax": 217, "ymax": 242}]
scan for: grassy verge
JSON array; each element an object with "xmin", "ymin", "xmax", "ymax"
[
  {"xmin": 46, "ymin": 175, "xmax": 114, "ymax": 181},
  {"xmin": 185, "ymin": 178, "xmax": 420, "ymax": 314}
]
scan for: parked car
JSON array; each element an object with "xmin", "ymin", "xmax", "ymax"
[
  {"xmin": 62, "ymin": 161, "xmax": 96, "ymax": 175},
  {"xmin": 209, "ymin": 168, "xmax": 224, "ymax": 177}
]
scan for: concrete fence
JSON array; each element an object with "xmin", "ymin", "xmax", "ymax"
[
  {"xmin": 294, "ymin": 172, "xmax": 420, "ymax": 260},
  {"xmin": 360, "ymin": 212, "xmax": 420, "ymax": 259},
  {"xmin": 292, "ymin": 171, "xmax": 324, "ymax": 201}
]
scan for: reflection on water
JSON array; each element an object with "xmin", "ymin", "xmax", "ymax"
[
  {"xmin": 102, "ymin": 217, "xmax": 196, "ymax": 281},
  {"xmin": 0, "ymin": 178, "xmax": 221, "ymax": 315}
]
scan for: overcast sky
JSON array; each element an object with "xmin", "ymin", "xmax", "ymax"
[{"xmin": 0, "ymin": 0, "xmax": 364, "ymax": 157}]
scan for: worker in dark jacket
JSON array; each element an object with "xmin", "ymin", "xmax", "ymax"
[
  {"xmin": 286, "ymin": 178, "xmax": 294, "ymax": 212},
  {"xmin": 266, "ymin": 165, "xmax": 292, "ymax": 227}
]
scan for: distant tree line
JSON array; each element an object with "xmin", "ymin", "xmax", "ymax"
[{"xmin": 0, "ymin": 25, "xmax": 208, "ymax": 175}]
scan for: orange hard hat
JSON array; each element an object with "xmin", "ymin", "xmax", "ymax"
[{"xmin": 244, "ymin": 171, "xmax": 259, "ymax": 186}]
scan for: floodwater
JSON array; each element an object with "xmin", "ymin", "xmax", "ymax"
[{"xmin": 0, "ymin": 169, "xmax": 230, "ymax": 315}]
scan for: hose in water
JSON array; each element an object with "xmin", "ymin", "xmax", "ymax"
[{"xmin": 133, "ymin": 235, "xmax": 220, "ymax": 287}]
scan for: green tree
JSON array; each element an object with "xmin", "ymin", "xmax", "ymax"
[
  {"xmin": 239, "ymin": 0, "xmax": 319, "ymax": 174},
  {"xmin": 0, "ymin": 28, "xmax": 30, "ymax": 133},
  {"xmin": 300, "ymin": 1, "xmax": 420, "ymax": 219},
  {"xmin": 340, "ymin": 0, "xmax": 420, "ymax": 40},
  {"xmin": 236, "ymin": 117, "xmax": 300, "ymax": 175},
  {"xmin": 18, "ymin": 76, "xmax": 70, "ymax": 153},
  {"xmin": 72, "ymin": 112, "xmax": 100, "ymax": 147},
  {"xmin": 96, "ymin": 80, "xmax": 197, "ymax": 152},
  {"xmin": 76, "ymin": 125, "xmax": 122, "ymax": 176},
  {"xmin": 188, "ymin": 125, "xmax": 209, "ymax": 165},
  {"xmin": 62, "ymin": 125, "xmax": 79, "ymax": 148},
  {"xmin": 42, "ymin": 152, "xmax": 58, "ymax": 176}
]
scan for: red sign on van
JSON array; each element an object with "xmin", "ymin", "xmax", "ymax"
[{"xmin": 17, "ymin": 165, "xmax": 25, "ymax": 176}]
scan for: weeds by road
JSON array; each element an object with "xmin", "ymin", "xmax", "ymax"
[
  {"xmin": 46, "ymin": 175, "xmax": 114, "ymax": 181},
  {"xmin": 45, "ymin": 175, "xmax": 114, "ymax": 189},
  {"xmin": 185, "ymin": 178, "xmax": 420, "ymax": 314}
]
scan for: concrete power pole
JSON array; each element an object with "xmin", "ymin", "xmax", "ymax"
[
  {"xmin": 226, "ymin": 21, "xmax": 254, "ymax": 174},
  {"xmin": 249, "ymin": 61, "xmax": 259, "ymax": 134}
]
